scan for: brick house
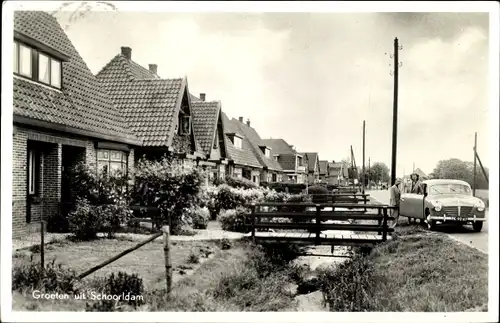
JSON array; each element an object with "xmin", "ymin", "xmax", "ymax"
[
  {"xmin": 96, "ymin": 46, "xmax": 205, "ymax": 166},
  {"xmin": 262, "ymin": 139, "xmax": 306, "ymax": 184},
  {"xmin": 12, "ymin": 11, "xmax": 141, "ymax": 237},
  {"xmin": 232, "ymin": 117, "xmax": 284, "ymax": 183},
  {"xmin": 301, "ymin": 152, "xmax": 320, "ymax": 184},
  {"xmin": 190, "ymin": 93, "xmax": 229, "ymax": 181},
  {"xmin": 221, "ymin": 113, "xmax": 263, "ymax": 183},
  {"xmin": 318, "ymin": 160, "xmax": 329, "ymax": 183}
]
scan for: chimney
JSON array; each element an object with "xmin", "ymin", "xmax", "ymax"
[
  {"xmin": 148, "ymin": 64, "xmax": 158, "ymax": 75},
  {"xmin": 246, "ymin": 119, "xmax": 250, "ymax": 127},
  {"xmin": 238, "ymin": 117, "xmax": 244, "ymax": 123},
  {"xmin": 121, "ymin": 46, "xmax": 132, "ymax": 60},
  {"xmin": 199, "ymin": 93, "xmax": 206, "ymax": 101}
]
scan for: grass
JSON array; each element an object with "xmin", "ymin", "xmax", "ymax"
[
  {"xmin": 12, "ymin": 236, "xmax": 220, "ymax": 291},
  {"xmin": 139, "ymin": 242, "xmax": 298, "ymax": 312},
  {"xmin": 318, "ymin": 226, "xmax": 488, "ymax": 312}
]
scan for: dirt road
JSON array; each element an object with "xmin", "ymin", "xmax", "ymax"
[{"xmin": 367, "ymin": 189, "xmax": 489, "ymax": 253}]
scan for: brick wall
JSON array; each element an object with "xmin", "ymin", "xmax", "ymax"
[{"xmin": 12, "ymin": 126, "xmax": 132, "ymax": 238}]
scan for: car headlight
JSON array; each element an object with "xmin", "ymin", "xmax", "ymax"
[
  {"xmin": 475, "ymin": 200, "xmax": 485, "ymax": 212},
  {"xmin": 433, "ymin": 201, "xmax": 442, "ymax": 212}
]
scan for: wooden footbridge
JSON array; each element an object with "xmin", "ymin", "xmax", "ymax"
[{"xmin": 245, "ymin": 193, "xmax": 396, "ymax": 248}]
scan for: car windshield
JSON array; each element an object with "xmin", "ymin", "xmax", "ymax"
[{"xmin": 429, "ymin": 184, "xmax": 472, "ymax": 195}]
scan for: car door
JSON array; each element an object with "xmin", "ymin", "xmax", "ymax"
[{"xmin": 400, "ymin": 193, "xmax": 416, "ymax": 218}]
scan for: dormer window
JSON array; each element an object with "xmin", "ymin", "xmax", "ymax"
[
  {"xmin": 274, "ymin": 155, "xmax": 279, "ymax": 162},
  {"xmin": 265, "ymin": 148, "xmax": 270, "ymax": 158},
  {"xmin": 13, "ymin": 41, "xmax": 62, "ymax": 89},
  {"xmin": 233, "ymin": 136, "xmax": 242, "ymax": 149}
]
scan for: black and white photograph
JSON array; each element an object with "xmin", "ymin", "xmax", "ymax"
[{"xmin": 1, "ymin": 1, "xmax": 499, "ymax": 322}]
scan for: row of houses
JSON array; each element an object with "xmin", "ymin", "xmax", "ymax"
[{"xmin": 11, "ymin": 11, "xmax": 347, "ymax": 237}]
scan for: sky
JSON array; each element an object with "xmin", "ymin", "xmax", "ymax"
[{"xmin": 50, "ymin": 6, "xmax": 490, "ymax": 177}]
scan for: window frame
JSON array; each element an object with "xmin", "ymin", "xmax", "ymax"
[
  {"xmin": 265, "ymin": 148, "xmax": 270, "ymax": 158},
  {"xmin": 233, "ymin": 136, "xmax": 242, "ymax": 149},
  {"xmin": 13, "ymin": 40, "xmax": 62, "ymax": 89},
  {"xmin": 97, "ymin": 149, "xmax": 128, "ymax": 176},
  {"xmin": 28, "ymin": 149, "xmax": 40, "ymax": 196}
]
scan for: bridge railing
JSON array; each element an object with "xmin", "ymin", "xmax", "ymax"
[{"xmin": 247, "ymin": 202, "xmax": 397, "ymax": 244}]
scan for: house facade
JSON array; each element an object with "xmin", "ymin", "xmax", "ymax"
[
  {"xmin": 327, "ymin": 161, "xmax": 348, "ymax": 186},
  {"xmin": 96, "ymin": 46, "xmax": 205, "ymax": 167},
  {"xmin": 190, "ymin": 93, "xmax": 229, "ymax": 181},
  {"xmin": 12, "ymin": 11, "xmax": 141, "ymax": 237},
  {"xmin": 221, "ymin": 113, "xmax": 263, "ymax": 184},
  {"xmin": 232, "ymin": 117, "xmax": 284, "ymax": 184},
  {"xmin": 302, "ymin": 152, "xmax": 320, "ymax": 184},
  {"xmin": 319, "ymin": 160, "xmax": 329, "ymax": 183},
  {"xmin": 262, "ymin": 139, "xmax": 306, "ymax": 184}
]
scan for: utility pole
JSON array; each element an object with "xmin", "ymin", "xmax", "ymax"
[
  {"xmin": 362, "ymin": 120, "xmax": 366, "ymax": 194},
  {"xmin": 368, "ymin": 157, "xmax": 371, "ymax": 189},
  {"xmin": 473, "ymin": 132, "xmax": 477, "ymax": 197},
  {"xmin": 390, "ymin": 37, "xmax": 401, "ymax": 186}
]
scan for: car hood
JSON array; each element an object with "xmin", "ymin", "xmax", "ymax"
[{"xmin": 427, "ymin": 195, "xmax": 481, "ymax": 206}]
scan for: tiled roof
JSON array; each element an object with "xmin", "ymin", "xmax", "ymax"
[
  {"xmin": 96, "ymin": 54, "xmax": 187, "ymax": 147},
  {"xmin": 302, "ymin": 152, "xmax": 319, "ymax": 171},
  {"xmin": 319, "ymin": 160, "xmax": 329, "ymax": 175},
  {"xmin": 232, "ymin": 120, "xmax": 283, "ymax": 172},
  {"xmin": 221, "ymin": 113, "xmax": 261, "ymax": 168},
  {"xmin": 262, "ymin": 138, "xmax": 296, "ymax": 155},
  {"xmin": 191, "ymin": 101, "xmax": 220, "ymax": 156},
  {"xmin": 13, "ymin": 11, "xmax": 139, "ymax": 145}
]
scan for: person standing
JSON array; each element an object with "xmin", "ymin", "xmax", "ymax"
[
  {"xmin": 408, "ymin": 173, "xmax": 423, "ymax": 194},
  {"xmin": 389, "ymin": 178, "xmax": 403, "ymax": 228}
]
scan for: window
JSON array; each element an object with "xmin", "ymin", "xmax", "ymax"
[
  {"xmin": 179, "ymin": 115, "xmax": 191, "ymax": 135},
  {"xmin": 213, "ymin": 131, "xmax": 219, "ymax": 149},
  {"xmin": 13, "ymin": 41, "xmax": 18, "ymax": 73},
  {"xmin": 19, "ymin": 44, "xmax": 32, "ymax": 77},
  {"xmin": 274, "ymin": 155, "xmax": 279, "ymax": 162},
  {"xmin": 38, "ymin": 53, "xmax": 50, "ymax": 84},
  {"xmin": 97, "ymin": 149, "xmax": 127, "ymax": 176},
  {"xmin": 233, "ymin": 136, "xmax": 242, "ymax": 149},
  {"xmin": 265, "ymin": 148, "xmax": 270, "ymax": 158},
  {"xmin": 28, "ymin": 149, "xmax": 39, "ymax": 195},
  {"xmin": 13, "ymin": 41, "xmax": 62, "ymax": 89},
  {"xmin": 272, "ymin": 173, "xmax": 277, "ymax": 182}
]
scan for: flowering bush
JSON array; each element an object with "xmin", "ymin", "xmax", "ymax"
[
  {"xmin": 197, "ymin": 185, "xmax": 219, "ymax": 220},
  {"xmin": 185, "ymin": 206, "xmax": 211, "ymax": 229},
  {"xmin": 131, "ymin": 156, "xmax": 207, "ymax": 234},
  {"xmin": 219, "ymin": 206, "xmax": 252, "ymax": 233},
  {"xmin": 224, "ymin": 176, "xmax": 258, "ymax": 189},
  {"xmin": 64, "ymin": 164, "xmax": 132, "ymax": 239}
]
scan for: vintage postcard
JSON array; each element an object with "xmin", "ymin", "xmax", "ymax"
[{"xmin": 1, "ymin": 1, "xmax": 499, "ymax": 322}]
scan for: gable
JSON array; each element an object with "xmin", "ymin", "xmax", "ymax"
[{"xmin": 96, "ymin": 49, "xmax": 189, "ymax": 147}]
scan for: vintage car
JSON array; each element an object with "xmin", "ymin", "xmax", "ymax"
[{"xmin": 399, "ymin": 179, "xmax": 486, "ymax": 231}]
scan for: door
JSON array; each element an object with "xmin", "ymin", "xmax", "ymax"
[{"xmin": 400, "ymin": 193, "xmax": 424, "ymax": 218}]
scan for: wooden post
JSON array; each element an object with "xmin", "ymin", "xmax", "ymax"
[
  {"xmin": 390, "ymin": 37, "xmax": 400, "ymax": 186},
  {"xmin": 377, "ymin": 208, "xmax": 382, "ymax": 235},
  {"xmin": 473, "ymin": 132, "xmax": 477, "ymax": 196},
  {"xmin": 382, "ymin": 207, "xmax": 388, "ymax": 242},
  {"xmin": 315, "ymin": 204, "xmax": 321, "ymax": 244},
  {"xmin": 362, "ymin": 120, "xmax": 366, "ymax": 195},
  {"xmin": 40, "ymin": 220, "xmax": 45, "ymax": 270},
  {"xmin": 475, "ymin": 151, "xmax": 489, "ymax": 185},
  {"xmin": 251, "ymin": 204, "xmax": 256, "ymax": 240},
  {"xmin": 163, "ymin": 225, "xmax": 172, "ymax": 296}
]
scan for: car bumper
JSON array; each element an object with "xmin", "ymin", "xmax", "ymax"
[{"xmin": 428, "ymin": 214, "xmax": 486, "ymax": 223}]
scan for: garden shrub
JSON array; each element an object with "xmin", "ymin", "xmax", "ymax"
[
  {"xmin": 282, "ymin": 194, "xmax": 312, "ymax": 224},
  {"xmin": 68, "ymin": 199, "xmax": 104, "ymax": 240},
  {"xmin": 197, "ymin": 186, "xmax": 219, "ymax": 220},
  {"xmin": 224, "ymin": 176, "xmax": 258, "ymax": 189},
  {"xmin": 131, "ymin": 156, "xmax": 207, "ymax": 235},
  {"xmin": 218, "ymin": 206, "xmax": 252, "ymax": 233},
  {"xmin": 63, "ymin": 163, "xmax": 132, "ymax": 239},
  {"xmin": 185, "ymin": 206, "xmax": 211, "ymax": 229},
  {"xmin": 12, "ymin": 258, "xmax": 78, "ymax": 294}
]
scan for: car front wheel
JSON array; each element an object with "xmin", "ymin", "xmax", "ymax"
[
  {"xmin": 472, "ymin": 221, "xmax": 483, "ymax": 232},
  {"xmin": 426, "ymin": 215, "xmax": 436, "ymax": 231}
]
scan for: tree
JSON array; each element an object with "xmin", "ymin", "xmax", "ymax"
[
  {"xmin": 361, "ymin": 162, "xmax": 390, "ymax": 184},
  {"xmin": 431, "ymin": 158, "xmax": 489, "ymax": 189}
]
